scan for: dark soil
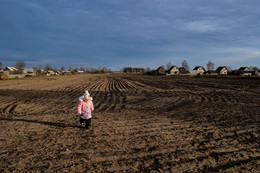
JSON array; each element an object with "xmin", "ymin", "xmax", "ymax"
[{"xmin": 0, "ymin": 74, "xmax": 259, "ymax": 172}]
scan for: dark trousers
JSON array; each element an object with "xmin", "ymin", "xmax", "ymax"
[{"xmin": 80, "ymin": 118, "xmax": 91, "ymax": 129}]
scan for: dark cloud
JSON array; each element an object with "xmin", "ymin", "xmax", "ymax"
[{"xmin": 0, "ymin": 0, "xmax": 260, "ymax": 70}]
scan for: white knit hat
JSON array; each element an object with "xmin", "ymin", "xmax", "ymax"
[{"xmin": 83, "ymin": 90, "xmax": 91, "ymax": 100}]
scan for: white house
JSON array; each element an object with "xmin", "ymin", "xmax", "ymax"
[
  {"xmin": 3, "ymin": 67, "xmax": 24, "ymax": 78},
  {"xmin": 167, "ymin": 66, "xmax": 179, "ymax": 75},
  {"xmin": 3, "ymin": 67, "xmax": 19, "ymax": 75},
  {"xmin": 216, "ymin": 66, "xmax": 229, "ymax": 75},
  {"xmin": 190, "ymin": 66, "xmax": 206, "ymax": 75}
]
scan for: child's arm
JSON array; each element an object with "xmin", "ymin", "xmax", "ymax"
[
  {"xmin": 90, "ymin": 101, "xmax": 94, "ymax": 111},
  {"xmin": 77, "ymin": 102, "xmax": 83, "ymax": 114},
  {"xmin": 79, "ymin": 96, "xmax": 84, "ymax": 102}
]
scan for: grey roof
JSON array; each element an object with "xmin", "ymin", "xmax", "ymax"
[{"xmin": 4, "ymin": 67, "xmax": 19, "ymax": 71}]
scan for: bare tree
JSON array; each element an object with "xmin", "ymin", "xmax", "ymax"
[
  {"xmin": 15, "ymin": 61, "xmax": 26, "ymax": 71},
  {"xmin": 0, "ymin": 61, "xmax": 2, "ymax": 69},
  {"xmin": 80, "ymin": 66, "xmax": 86, "ymax": 72},
  {"xmin": 38, "ymin": 65, "xmax": 42, "ymax": 70},
  {"xmin": 94, "ymin": 67, "xmax": 101, "ymax": 73},
  {"xmin": 101, "ymin": 67, "xmax": 107, "ymax": 73},
  {"xmin": 182, "ymin": 60, "xmax": 189, "ymax": 70},
  {"xmin": 226, "ymin": 66, "xmax": 232, "ymax": 72},
  {"xmin": 69, "ymin": 66, "xmax": 74, "ymax": 72},
  {"xmin": 207, "ymin": 60, "xmax": 214, "ymax": 71},
  {"xmin": 32, "ymin": 66, "xmax": 38, "ymax": 72},
  {"xmin": 61, "ymin": 67, "xmax": 65, "ymax": 71},
  {"xmin": 160, "ymin": 65, "xmax": 166, "ymax": 70},
  {"xmin": 74, "ymin": 67, "xmax": 79, "ymax": 72},
  {"xmin": 44, "ymin": 64, "xmax": 52, "ymax": 71},
  {"xmin": 86, "ymin": 67, "xmax": 90, "ymax": 73},
  {"xmin": 249, "ymin": 66, "xmax": 259, "ymax": 71},
  {"xmin": 166, "ymin": 62, "xmax": 172, "ymax": 70}
]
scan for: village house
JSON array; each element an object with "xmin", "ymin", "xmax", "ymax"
[
  {"xmin": 231, "ymin": 67, "xmax": 253, "ymax": 76},
  {"xmin": 1, "ymin": 67, "xmax": 41, "ymax": 79},
  {"xmin": 190, "ymin": 66, "xmax": 205, "ymax": 75},
  {"xmin": 46, "ymin": 70, "xmax": 56, "ymax": 76},
  {"xmin": 231, "ymin": 70, "xmax": 253, "ymax": 76},
  {"xmin": 216, "ymin": 66, "xmax": 229, "ymax": 75},
  {"xmin": 156, "ymin": 66, "xmax": 166, "ymax": 75},
  {"xmin": 204, "ymin": 70, "xmax": 218, "ymax": 75},
  {"xmin": 3, "ymin": 67, "xmax": 25, "ymax": 78},
  {"xmin": 179, "ymin": 67, "xmax": 190, "ymax": 74},
  {"xmin": 78, "ymin": 70, "xmax": 85, "ymax": 74},
  {"xmin": 167, "ymin": 66, "xmax": 179, "ymax": 75},
  {"xmin": 239, "ymin": 67, "xmax": 250, "ymax": 71},
  {"xmin": 123, "ymin": 67, "xmax": 145, "ymax": 74},
  {"xmin": 193, "ymin": 66, "xmax": 206, "ymax": 73},
  {"xmin": 36, "ymin": 69, "xmax": 44, "ymax": 74},
  {"xmin": 3, "ymin": 67, "xmax": 19, "ymax": 75},
  {"xmin": 24, "ymin": 68, "xmax": 36, "ymax": 77},
  {"xmin": 136, "ymin": 68, "xmax": 145, "ymax": 74}
]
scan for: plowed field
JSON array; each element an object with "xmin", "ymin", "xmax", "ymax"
[{"xmin": 0, "ymin": 74, "xmax": 259, "ymax": 172}]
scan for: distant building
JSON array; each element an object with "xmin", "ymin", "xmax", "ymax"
[
  {"xmin": 46, "ymin": 70, "xmax": 56, "ymax": 76},
  {"xmin": 167, "ymin": 66, "xmax": 179, "ymax": 75},
  {"xmin": 78, "ymin": 71, "xmax": 84, "ymax": 74},
  {"xmin": 179, "ymin": 67, "xmax": 190, "ymax": 74},
  {"xmin": 24, "ymin": 68, "xmax": 34, "ymax": 73},
  {"xmin": 156, "ymin": 66, "xmax": 166, "ymax": 75},
  {"xmin": 204, "ymin": 70, "xmax": 218, "ymax": 75},
  {"xmin": 231, "ymin": 70, "xmax": 253, "ymax": 76},
  {"xmin": 216, "ymin": 66, "xmax": 229, "ymax": 75},
  {"xmin": 24, "ymin": 68, "xmax": 36, "ymax": 77},
  {"xmin": 239, "ymin": 67, "xmax": 250, "ymax": 71},
  {"xmin": 3, "ymin": 67, "xmax": 24, "ymax": 78},
  {"xmin": 123, "ymin": 67, "xmax": 145, "ymax": 74},
  {"xmin": 3, "ymin": 67, "xmax": 19, "ymax": 75},
  {"xmin": 230, "ymin": 67, "xmax": 254, "ymax": 76},
  {"xmin": 191, "ymin": 66, "xmax": 206, "ymax": 75}
]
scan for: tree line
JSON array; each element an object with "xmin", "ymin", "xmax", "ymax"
[
  {"xmin": 163, "ymin": 60, "xmax": 213, "ymax": 71},
  {"xmin": 0, "ymin": 60, "xmax": 259, "ymax": 73},
  {"xmin": 0, "ymin": 61, "xmax": 112, "ymax": 74},
  {"xmin": 162, "ymin": 60, "xmax": 259, "ymax": 72}
]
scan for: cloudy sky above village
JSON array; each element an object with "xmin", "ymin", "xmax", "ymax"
[{"xmin": 0, "ymin": 0, "xmax": 260, "ymax": 70}]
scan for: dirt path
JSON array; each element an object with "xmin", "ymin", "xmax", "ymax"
[{"xmin": 0, "ymin": 74, "xmax": 259, "ymax": 172}]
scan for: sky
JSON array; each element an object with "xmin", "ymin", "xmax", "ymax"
[{"xmin": 0, "ymin": 0, "xmax": 260, "ymax": 71}]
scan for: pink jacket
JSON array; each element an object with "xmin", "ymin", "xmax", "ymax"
[{"xmin": 77, "ymin": 100, "xmax": 94, "ymax": 119}]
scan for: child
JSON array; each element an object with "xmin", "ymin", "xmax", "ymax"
[
  {"xmin": 77, "ymin": 90, "xmax": 94, "ymax": 129},
  {"xmin": 79, "ymin": 93, "xmax": 93, "ymax": 102}
]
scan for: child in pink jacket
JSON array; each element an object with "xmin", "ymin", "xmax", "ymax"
[{"xmin": 77, "ymin": 90, "xmax": 94, "ymax": 129}]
